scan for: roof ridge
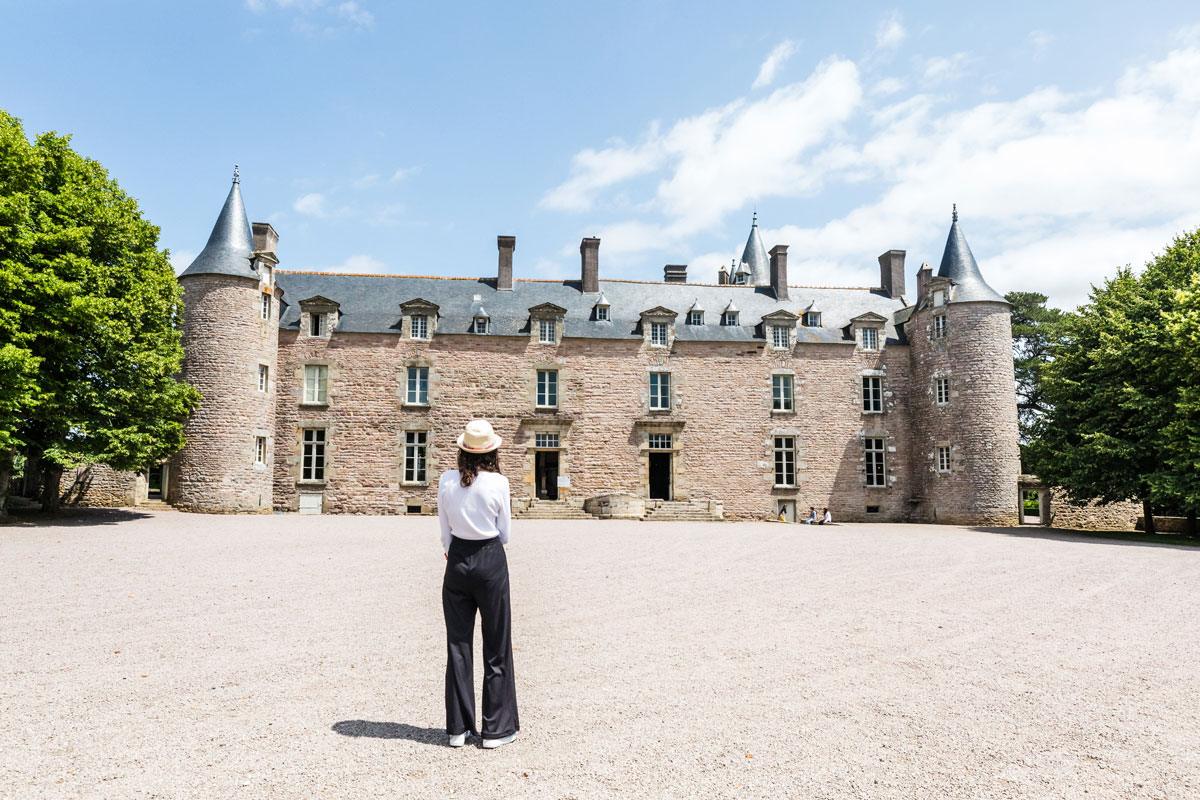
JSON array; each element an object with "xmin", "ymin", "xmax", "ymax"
[{"xmin": 276, "ymin": 269, "xmax": 875, "ymax": 291}]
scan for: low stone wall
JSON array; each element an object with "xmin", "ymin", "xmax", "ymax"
[
  {"xmin": 1135, "ymin": 516, "xmax": 1195, "ymax": 534},
  {"xmin": 1049, "ymin": 489, "xmax": 1140, "ymax": 531},
  {"xmin": 583, "ymin": 492, "xmax": 645, "ymax": 520},
  {"xmin": 60, "ymin": 465, "xmax": 140, "ymax": 508}
]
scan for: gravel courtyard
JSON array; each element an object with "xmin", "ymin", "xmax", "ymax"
[{"xmin": 2, "ymin": 511, "xmax": 1197, "ymax": 800}]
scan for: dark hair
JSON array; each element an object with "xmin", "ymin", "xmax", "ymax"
[{"xmin": 458, "ymin": 448, "xmax": 500, "ymax": 487}]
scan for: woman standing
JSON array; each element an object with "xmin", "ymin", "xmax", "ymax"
[{"xmin": 439, "ymin": 419, "xmax": 519, "ymax": 749}]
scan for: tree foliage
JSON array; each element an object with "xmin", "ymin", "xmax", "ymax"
[
  {"xmin": 1005, "ymin": 290, "xmax": 1067, "ymax": 460},
  {"xmin": 0, "ymin": 110, "xmax": 200, "ymax": 512},
  {"xmin": 1027, "ymin": 229, "xmax": 1200, "ymax": 530}
]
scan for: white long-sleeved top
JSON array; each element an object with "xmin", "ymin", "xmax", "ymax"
[{"xmin": 438, "ymin": 470, "xmax": 512, "ymax": 554}]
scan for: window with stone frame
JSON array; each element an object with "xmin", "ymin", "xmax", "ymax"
[
  {"xmin": 770, "ymin": 325, "xmax": 790, "ymax": 349},
  {"xmin": 649, "ymin": 372, "xmax": 671, "ymax": 410},
  {"xmin": 255, "ymin": 436, "xmax": 267, "ymax": 465},
  {"xmin": 772, "ymin": 374, "xmax": 794, "ymax": 412},
  {"xmin": 261, "ymin": 293, "xmax": 271, "ymax": 321},
  {"xmin": 650, "ymin": 322, "xmax": 668, "ymax": 347},
  {"xmin": 406, "ymin": 366, "xmax": 429, "ymax": 405},
  {"xmin": 862, "ymin": 376, "xmax": 883, "ymax": 413},
  {"xmin": 410, "ymin": 314, "xmax": 429, "ymax": 340},
  {"xmin": 864, "ymin": 437, "xmax": 886, "ymax": 487},
  {"xmin": 404, "ymin": 431, "xmax": 428, "ymax": 484},
  {"xmin": 935, "ymin": 377, "xmax": 950, "ymax": 405},
  {"xmin": 688, "ymin": 311, "xmax": 703, "ymax": 326},
  {"xmin": 539, "ymin": 319, "xmax": 556, "ymax": 344},
  {"xmin": 937, "ymin": 445, "xmax": 951, "ymax": 473},
  {"xmin": 534, "ymin": 432, "xmax": 560, "ymax": 448},
  {"xmin": 258, "ymin": 364, "xmax": 268, "ymax": 393},
  {"xmin": 310, "ymin": 312, "xmax": 324, "ymax": 337},
  {"xmin": 774, "ymin": 436, "xmax": 796, "ymax": 487},
  {"xmin": 802, "ymin": 311, "xmax": 821, "ymax": 327},
  {"xmin": 933, "ymin": 313, "xmax": 948, "ymax": 339},
  {"xmin": 648, "ymin": 433, "xmax": 672, "ymax": 450},
  {"xmin": 861, "ymin": 327, "xmax": 879, "ymax": 350},
  {"xmin": 302, "ymin": 428, "xmax": 326, "ymax": 481},
  {"xmin": 303, "ymin": 365, "xmax": 328, "ymax": 404},
  {"xmin": 536, "ymin": 369, "xmax": 558, "ymax": 408}
]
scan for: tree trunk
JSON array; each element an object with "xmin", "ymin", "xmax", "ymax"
[
  {"xmin": 39, "ymin": 463, "xmax": 63, "ymax": 514},
  {"xmin": 1186, "ymin": 509, "xmax": 1197, "ymax": 539},
  {"xmin": 0, "ymin": 448, "xmax": 13, "ymax": 518},
  {"xmin": 1142, "ymin": 498, "xmax": 1156, "ymax": 536}
]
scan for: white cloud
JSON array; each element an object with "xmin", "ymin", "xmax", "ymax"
[
  {"xmin": 293, "ymin": 192, "xmax": 328, "ymax": 217},
  {"xmin": 169, "ymin": 249, "xmax": 197, "ymax": 275},
  {"xmin": 875, "ymin": 12, "xmax": 906, "ymax": 52},
  {"xmin": 390, "ymin": 166, "xmax": 419, "ymax": 182},
  {"xmin": 352, "ymin": 173, "xmax": 380, "ymax": 189},
  {"xmin": 918, "ymin": 52, "xmax": 973, "ymax": 85},
  {"xmin": 870, "ymin": 77, "xmax": 906, "ymax": 96},
  {"xmin": 1028, "ymin": 29, "xmax": 1054, "ymax": 55},
  {"xmin": 540, "ymin": 127, "xmax": 666, "ymax": 212},
  {"xmin": 335, "ymin": 1, "xmax": 373, "ymax": 27},
  {"xmin": 753, "ymin": 40, "xmax": 798, "ymax": 89},
  {"xmin": 329, "ymin": 254, "xmax": 387, "ymax": 273},
  {"xmin": 245, "ymin": 0, "xmax": 373, "ymax": 34}
]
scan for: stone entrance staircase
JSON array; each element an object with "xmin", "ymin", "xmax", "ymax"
[
  {"xmin": 512, "ymin": 498, "xmax": 596, "ymax": 520},
  {"xmin": 137, "ymin": 499, "xmax": 174, "ymax": 511},
  {"xmin": 642, "ymin": 499, "xmax": 723, "ymax": 522}
]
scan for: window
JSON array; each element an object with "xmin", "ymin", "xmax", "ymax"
[
  {"xmin": 303, "ymin": 365, "xmax": 328, "ymax": 404},
  {"xmin": 471, "ymin": 316, "xmax": 489, "ymax": 334},
  {"xmin": 534, "ymin": 432, "xmax": 559, "ymax": 448},
  {"xmin": 688, "ymin": 311, "xmax": 703, "ymax": 326},
  {"xmin": 772, "ymin": 374, "xmax": 794, "ymax": 412},
  {"xmin": 937, "ymin": 445, "xmax": 951, "ymax": 473},
  {"xmin": 865, "ymin": 438, "xmax": 885, "ymax": 487},
  {"xmin": 771, "ymin": 326, "xmax": 789, "ymax": 349},
  {"xmin": 406, "ymin": 366, "xmax": 429, "ymax": 405},
  {"xmin": 774, "ymin": 436, "xmax": 796, "ymax": 487},
  {"xmin": 649, "ymin": 372, "xmax": 671, "ymax": 410},
  {"xmin": 404, "ymin": 431, "xmax": 428, "ymax": 483},
  {"xmin": 722, "ymin": 312, "xmax": 738, "ymax": 326},
  {"xmin": 310, "ymin": 313, "xmax": 324, "ymax": 337},
  {"xmin": 261, "ymin": 293, "xmax": 270, "ymax": 321},
  {"xmin": 861, "ymin": 327, "xmax": 878, "ymax": 350},
  {"xmin": 803, "ymin": 311, "xmax": 821, "ymax": 327},
  {"xmin": 536, "ymin": 370, "xmax": 558, "ymax": 408},
  {"xmin": 539, "ymin": 319, "xmax": 556, "ymax": 344},
  {"xmin": 410, "ymin": 314, "xmax": 429, "ymax": 340},
  {"xmin": 862, "ymin": 376, "xmax": 882, "ymax": 413},
  {"xmin": 596, "ymin": 305, "xmax": 609, "ymax": 321},
  {"xmin": 255, "ymin": 436, "xmax": 267, "ymax": 465},
  {"xmin": 258, "ymin": 364, "xmax": 268, "ymax": 393},
  {"xmin": 648, "ymin": 433, "xmax": 672, "ymax": 450},
  {"xmin": 933, "ymin": 313, "xmax": 947, "ymax": 339},
  {"xmin": 935, "ymin": 378, "xmax": 950, "ymax": 405},
  {"xmin": 650, "ymin": 322, "xmax": 668, "ymax": 346},
  {"xmin": 302, "ymin": 428, "xmax": 326, "ymax": 481}
]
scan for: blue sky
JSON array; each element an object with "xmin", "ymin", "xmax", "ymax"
[{"xmin": 3, "ymin": 1, "xmax": 1199, "ymax": 309}]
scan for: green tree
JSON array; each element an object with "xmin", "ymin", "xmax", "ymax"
[
  {"xmin": 0, "ymin": 111, "xmax": 199, "ymax": 514},
  {"xmin": 1005, "ymin": 290, "xmax": 1067, "ymax": 466},
  {"xmin": 1029, "ymin": 230, "xmax": 1200, "ymax": 535}
]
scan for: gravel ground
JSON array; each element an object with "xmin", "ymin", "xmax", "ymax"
[{"xmin": 1, "ymin": 510, "xmax": 1198, "ymax": 800}]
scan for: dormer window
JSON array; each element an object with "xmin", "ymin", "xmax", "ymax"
[
  {"xmin": 399, "ymin": 298, "xmax": 440, "ymax": 340},
  {"xmin": 849, "ymin": 312, "xmax": 887, "ymax": 352},
  {"xmin": 594, "ymin": 293, "xmax": 611, "ymax": 322},
  {"xmin": 722, "ymin": 312, "xmax": 738, "ymax": 326},
  {"xmin": 528, "ymin": 302, "xmax": 567, "ymax": 346},
  {"xmin": 310, "ymin": 313, "xmax": 324, "ymax": 337},
  {"xmin": 473, "ymin": 316, "xmax": 491, "ymax": 334},
  {"xmin": 803, "ymin": 311, "xmax": 821, "ymax": 327},
  {"xmin": 687, "ymin": 311, "xmax": 701, "ymax": 325},
  {"xmin": 638, "ymin": 307, "xmax": 677, "ymax": 348},
  {"xmin": 861, "ymin": 327, "xmax": 878, "ymax": 350},
  {"xmin": 410, "ymin": 314, "xmax": 429, "ymax": 340},
  {"xmin": 299, "ymin": 296, "xmax": 340, "ymax": 339},
  {"xmin": 539, "ymin": 319, "xmax": 555, "ymax": 343},
  {"xmin": 770, "ymin": 325, "xmax": 789, "ymax": 349}
]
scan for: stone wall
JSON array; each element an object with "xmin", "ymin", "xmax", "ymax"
[
  {"xmin": 59, "ymin": 464, "xmax": 139, "ymax": 507},
  {"xmin": 271, "ymin": 324, "xmax": 922, "ymax": 521},
  {"xmin": 170, "ymin": 273, "xmax": 279, "ymax": 513}
]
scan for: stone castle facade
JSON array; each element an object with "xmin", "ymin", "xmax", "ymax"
[{"xmin": 111, "ymin": 175, "xmax": 1025, "ymax": 523}]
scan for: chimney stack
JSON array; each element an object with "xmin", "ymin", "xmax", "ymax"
[
  {"xmin": 252, "ymin": 222, "xmax": 279, "ymax": 256},
  {"xmin": 664, "ymin": 264, "xmax": 687, "ymax": 283},
  {"xmin": 580, "ymin": 237, "xmax": 600, "ymax": 293},
  {"xmin": 916, "ymin": 261, "xmax": 932, "ymax": 300},
  {"xmin": 878, "ymin": 249, "xmax": 906, "ymax": 298},
  {"xmin": 769, "ymin": 245, "xmax": 789, "ymax": 300},
  {"xmin": 497, "ymin": 235, "xmax": 515, "ymax": 291}
]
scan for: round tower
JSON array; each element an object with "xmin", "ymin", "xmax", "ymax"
[
  {"xmin": 906, "ymin": 208, "xmax": 1020, "ymax": 525},
  {"xmin": 169, "ymin": 170, "xmax": 280, "ymax": 512}
]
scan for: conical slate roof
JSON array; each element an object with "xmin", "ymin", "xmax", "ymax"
[
  {"xmin": 180, "ymin": 171, "xmax": 257, "ymax": 280},
  {"xmin": 739, "ymin": 213, "xmax": 770, "ymax": 286},
  {"xmin": 936, "ymin": 207, "xmax": 1005, "ymax": 304}
]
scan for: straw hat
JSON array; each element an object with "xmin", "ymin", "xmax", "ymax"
[{"xmin": 456, "ymin": 419, "xmax": 502, "ymax": 453}]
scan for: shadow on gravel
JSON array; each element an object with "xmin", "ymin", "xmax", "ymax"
[
  {"xmin": 972, "ymin": 526, "xmax": 1200, "ymax": 551},
  {"xmin": 332, "ymin": 720, "xmax": 449, "ymax": 746},
  {"xmin": 1, "ymin": 507, "xmax": 155, "ymax": 527}
]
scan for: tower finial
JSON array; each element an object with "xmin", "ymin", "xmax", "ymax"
[
  {"xmin": 233, "ymin": 164, "xmax": 240, "ymax": 184},
  {"xmin": 952, "ymin": 203, "xmax": 957, "ymax": 223},
  {"xmin": 752, "ymin": 209, "xmax": 757, "ymax": 226}
]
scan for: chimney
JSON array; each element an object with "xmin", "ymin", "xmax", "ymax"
[
  {"xmin": 916, "ymin": 261, "xmax": 932, "ymax": 299},
  {"xmin": 769, "ymin": 245, "xmax": 789, "ymax": 300},
  {"xmin": 718, "ymin": 264, "xmax": 729, "ymax": 285},
  {"xmin": 580, "ymin": 237, "xmax": 600, "ymax": 293},
  {"xmin": 664, "ymin": 264, "xmax": 687, "ymax": 283},
  {"xmin": 497, "ymin": 235, "xmax": 515, "ymax": 291},
  {"xmin": 252, "ymin": 222, "xmax": 279, "ymax": 256},
  {"xmin": 878, "ymin": 249, "xmax": 906, "ymax": 298}
]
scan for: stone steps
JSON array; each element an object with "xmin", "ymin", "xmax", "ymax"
[
  {"xmin": 137, "ymin": 500, "xmax": 174, "ymax": 511},
  {"xmin": 513, "ymin": 501, "xmax": 596, "ymax": 520},
  {"xmin": 643, "ymin": 502, "xmax": 722, "ymax": 522}
]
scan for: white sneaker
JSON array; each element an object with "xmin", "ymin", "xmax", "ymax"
[
  {"xmin": 481, "ymin": 732, "xmax": 517, "ymax": 749},
  {"xmin": 448, "ymin": 731, "xmax": 470, "ymax": 747}
]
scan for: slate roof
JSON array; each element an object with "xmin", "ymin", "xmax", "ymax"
[
  {"xmin": 936, "ymin": 208, "xmax": 1006, "ymax": 304},
  {"xmin": 739, "ymin": 214, "xmax": 770, "ymax": 286},
  {"xmin": 274, "ymin": 271, "xmax": 909, "ymax": 345},
  {"xmin": 179, "ymin": 174, "xmax": 257, "ymax": 280}
]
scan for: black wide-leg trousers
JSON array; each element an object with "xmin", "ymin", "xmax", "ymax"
[{"xmin": 442, "ymin": 536, "xmax": 519, "ymax": 739}]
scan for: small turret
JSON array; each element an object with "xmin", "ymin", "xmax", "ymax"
[{"xmin": 739, "ymin": 212, "xmax": 770, "ymax": 286}]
